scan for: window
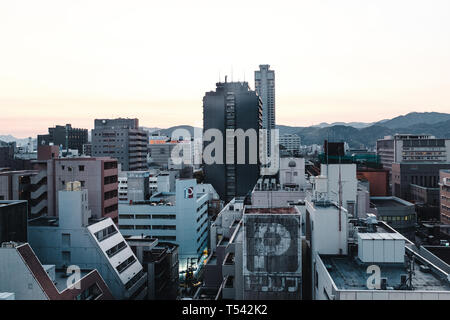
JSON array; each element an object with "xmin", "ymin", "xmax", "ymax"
[
  {"xmin": 106, "ymin": 241, "xmax": 127, "ymax": 258},
  {"xmin": 76, "ymin": 284, "xmax": 102, "ymax": 300},
  {"xmin": 136, "ymin": 225, "xmax": 151, "ymax": 230},
  {"xmin": 62, "ymin": 251, "xmax": 71, "ymax": 262},
  {"xmin": 94, "ymin": 225, "xmax": 118, "ymax": 242},
  {"xmin": 79, "ymin": 165, "xmax": 85, "ymax": 172},
  {"xmin": 62, "ymin": 233, "xmax": 71, "ymax": 246},
  {"xmin": 116, "ymin": 256, "xmax": 136, "ymax": 274},
  {"xmin": 135, "ymin": 214, "xmax": 151, "ymax": 219},
  {"xmin": 119, "ymin": 214, "xmax": 134, "ymax": 219},
  {"xmin": 152, "ymin": 225, "xmax": 176, "ymax": 230}
]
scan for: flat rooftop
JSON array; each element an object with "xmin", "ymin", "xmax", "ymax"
[
  {"xmin": 320, "ymin": 255, "xmax": 450, "ymax": 292},
  {"xmin": 53, "ymin": 269, "xmax": 90, "ymax": 292},
  {"xmin": 244, "ymin": 207, "xmax": 298, "ymax": 214},
  {"xmin": 370, "ymin": 197, "xmax": 413, "ymax": 208}
]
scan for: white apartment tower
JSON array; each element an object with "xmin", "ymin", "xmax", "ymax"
[{"xmin": 255, "ymin": 65, "xmax": 275, "ymax": 155}]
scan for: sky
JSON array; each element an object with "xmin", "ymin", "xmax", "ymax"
[{"xmin": 1, "ymin": 0, "xmax": 450, "ymax": 138}]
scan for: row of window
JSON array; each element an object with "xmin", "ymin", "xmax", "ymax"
[
  {"xmin": 116, "ymin": 256, "xmax": 136, "ymax": 274},
  {"xmin": 106, "ymin": 241, "xmax": 127, "ymax": 258},
  {"xmin": 119, "ymin": 214, "xmax": 176, "ymax": 220},
  {"xmin": 94, "ymin": 225, "xmax": 118, "ymax": 242},
  {"xmin": 379, "ymin": 215, "xmax": 415, "ymax": 222},
  {"xmin": 119, "ymin": 224, "xmax": 176, "ymax": 230}
]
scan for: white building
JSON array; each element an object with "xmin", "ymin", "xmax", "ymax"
[
  {"xmin": 279, "ymin": 134, "xmax": 301, "ymax": 156},
  {"xmin": 118, "ymin": 179, "xmax": 219, "ymax": 264},
  {"xmin": 28, "ymin": 185, "xmax": 147, "ymax": 300},
  {"xmin": 306, "ymin": 170, "xmax": 450, "ymax": 300},
  {"xmin": 319, "ymin": 163, "xmax": 358, "ymax": 216},
  {"xmin": 377, "ymin": 134, "xmax": 450, "ymax": 170}
]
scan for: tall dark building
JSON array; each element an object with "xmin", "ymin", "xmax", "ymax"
[
  {"xmin": 38, "ymin": 124, "xmax": 88, "ymax": 154},
  {"xmin": 92, "ymin": 118, "xmax": 148, "ymax": 171},
  {"xmin": 203, "ymin": 80, "xmax": 262, "ymax": 202}
]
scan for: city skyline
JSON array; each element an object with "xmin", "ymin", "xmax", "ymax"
[{"xmin": 1, "ymin": 0, "xmax": 450, "ymax": 138}]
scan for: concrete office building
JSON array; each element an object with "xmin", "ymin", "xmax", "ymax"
[
  {"xmin": 118, "ymin": 179, "xmax": 219, "ymax": 262},
  {"xmin": 255, "ymin": 64, "xmax": 275, "ymax": 157},
  {"xmin": 196, "ymin": 197, "xmax": 303, "ymax": 300},
  {"xmin": 440, "ymin": 170, "xmax": 450, "ymax": 230},
  {"xmin": 92, "ymin": 118, "xmax": 148, "ymax": 171},
  {"xmin": 369, "ymin": 196, "xmax": 416, "ymax": 239},
  {"xmin": 314, "ymin": 219, "xmax": 450, "ymax": 300},
  {"xmin": 82, "ymin": 143, "xmax": 92, "ymax": 156},
  {"xmin": 31, "ymin": 156, "xmax": 119, "ymax": 220},
  {"xmin": 118, "ymin": 171, "xmax": 150, "ymax": 202},
  {"xmin": 28, "ymin": 187, "xmax": 147, "ymax": 300},
  {"xmin": 320, "ymin": 163, "xmax": 358, "ymax": 216},
  {"xmin": 38, "ymin": 124, "xmax": 88, "ymax": 155},
  {"xmin": 392, "ymin": 162, "xmax": 450, "ymax": 221},
  {"xmin": 305, "ymin": 173, "xmax": 450, "ymax": 300},
  {"xmin": 243, "ymin": 206, "xmax": 302, "ymax": 300},
  {"xmin": 279, "ymin": 134, "xmax": 301, "ymax": 156},
  {"xmin": 251, "ymin": 158, "xmax": 308, "ymax": 208},
  {"xmin": 203, "ymin": 80, "xmax": 262, "ymax": 202},
  {"xmin": 149, "ymin": 140, "xmax": 178, "ymax": 169},
  {"xmin": 377, "ymin": 134, "xmax": 450, "ymax": 171},
  {"xmin": 126, "ymin": 237, "xmax": 179, "ymax": 300},
  {"xmin": 0, "ymin": 200, "xmax": 28, "ymax": 243}
]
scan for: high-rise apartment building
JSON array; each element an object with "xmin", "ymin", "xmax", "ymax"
[
  {"xmin": 38, "ymin": 124, "xmax": 88, "ymax": 154},
  {"xmin": 203, "ymin": 80, "xmax": 262, "ymax": 202},
  {"xmin": 255, "ymin": 65, "xmax": 275, "ymax": 156},
  {"xmin": 92, "ymin": 118, "xmax": 148, "ymax": 171}
]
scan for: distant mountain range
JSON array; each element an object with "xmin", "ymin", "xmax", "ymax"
[
  {"xmin": 2, "ymin": 112, "xmax": 449, "ymax": 149},
  {"xmin": 276, "ymin": 112, "xmax": 450, "ymax": 148},
  {"xmin": 309, "ymin": 112, "xmax": 450, "ymax": 130}
]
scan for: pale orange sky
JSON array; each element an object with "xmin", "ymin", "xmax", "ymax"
[{"xmin": 1, "ymin": 0, "xmax": 450, "ymax": 138}]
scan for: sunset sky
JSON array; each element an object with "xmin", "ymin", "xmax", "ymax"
[{"xmin": 1, "ymin": 0, "xmax": 450, "ymax": 138}]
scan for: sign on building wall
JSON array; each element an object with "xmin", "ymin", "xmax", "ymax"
[{"xmin": 243, "ymin": 214, "xmax": 302, "ymax": 299}]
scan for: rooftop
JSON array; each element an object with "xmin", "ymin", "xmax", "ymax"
[
  {"xmin": 321, "ymin": 254, "xmax": 450, "ymax": 292},
  {"xmin": 244, "ymin": 206, "xmax": 298, "ymax": 214},
  {"xmin": 370, "ymin": 197, "xmax": 413, "ymax": 208}
]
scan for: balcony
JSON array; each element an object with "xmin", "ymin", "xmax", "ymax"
[
  {"xmin": 222, "ymin": 276, "xmax": 234, "ymax": 300},
  {"xmin": 31, "ymin": 199, "xmax": 48, "ymax": 215},
  {"xmin": 31, "ymin": 170, "xmax": 46, "ymax": 185},
  {"xmin": 222, "ymin": 252, "xmax": 235, "ymax": 278},
  {"xmin": 31, "ymin": 184, "xmax": 48, "ymax": 199}
]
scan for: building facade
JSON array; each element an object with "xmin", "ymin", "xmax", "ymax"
[
  {"xmin": 118, "ymin": 179, "xmax": 218, "ymax": 262},
  {"xmin": 38, "ymin": 124, "xmax": 88, "ymax": 155},
  {"xmin": 28, "ymin": 188, "xmax": 147, "ymax": 300},
  {"xmin": 30, "ymin": 157, "xmax": 119, "ymax": 220},
  {"xmin": 92, "ymin": 118, "xmax": 148, "ymax": 171},
  {"xmin": 279, "ymin": 134, "xmax": 301, "ymax": 157},
  {"xmin": 203, "ymin": 80, "xmax": 262, "ymax": 202},
  {"xmin": 255, "ymin": 64, "xmax": 275, "ymax": 156}
]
